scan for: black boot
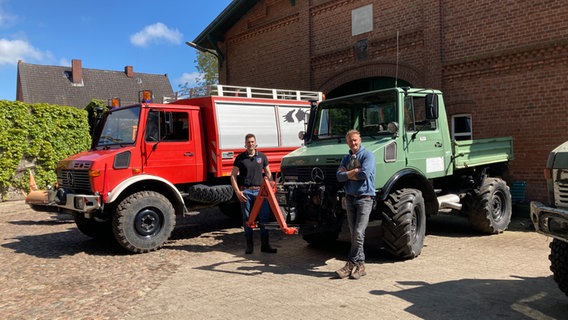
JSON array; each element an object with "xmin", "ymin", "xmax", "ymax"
[
  {"xmin": 261, "ymin": 234, "xmax": 277, "ymax": 253},
  {"xmin": 245, "ymin": 234, "xmax": 254, "ymax": 254}
]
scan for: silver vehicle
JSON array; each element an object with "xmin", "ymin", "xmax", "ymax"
[{"xmin": 531, "ymin": 141, "xmax": 568, "ymax": 296}]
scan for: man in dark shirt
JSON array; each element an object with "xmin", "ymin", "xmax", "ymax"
[{"xmin": 230, "ymin": 133, "xmax": 277, "ymax": 254}]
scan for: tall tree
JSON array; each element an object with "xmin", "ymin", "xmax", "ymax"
[
  {"xmin": 195, "ymin": 51, "xmax": 219, "ymax": 86},
  {"xmin": 178, "ymin": 51, "xmax": 219, "ymax": 97}
]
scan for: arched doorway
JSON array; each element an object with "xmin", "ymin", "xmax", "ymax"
[{"xmin": 326, "ymin": 77, "xmax": 413, "ymax": 99}]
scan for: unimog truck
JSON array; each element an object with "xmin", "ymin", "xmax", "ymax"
[
  {"xmin": 531, "ymin": 141, "xmax": 568, "ymax": 296},
  {"xmin": 25, "ymin": 85, "xmax": 322, "ymax": 253},
  {"xmin": 279, "ymin": 87, "xmax": 514, "ymax": 259}
]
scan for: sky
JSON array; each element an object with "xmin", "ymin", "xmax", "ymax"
[{"xmin": 0, "ymin": 0, "xmax": 234, "ymax": 101}]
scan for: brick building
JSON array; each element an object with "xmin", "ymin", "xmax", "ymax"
[{"xmin": 194, "ymin": 0, "xmax": 568, "ymax": 202}]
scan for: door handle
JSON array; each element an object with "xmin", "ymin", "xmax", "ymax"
[
  {"xmin": 434, "ymin": 142, "xmax": 442, "ymax": 148},
  {"xmin": 184, "ymin": 152, "xmax": 194, "ymax": 156}
]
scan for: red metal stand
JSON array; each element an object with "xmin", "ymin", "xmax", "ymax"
[{"xmin": 246, "ymin": 177, "xmax": 298, "ymax": 235}]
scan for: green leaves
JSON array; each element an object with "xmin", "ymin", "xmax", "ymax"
[{"xmin": 0, "ymin": 101, "xmax": 91, "ymax": 199}]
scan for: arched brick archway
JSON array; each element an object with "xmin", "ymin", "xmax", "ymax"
[{"xmin": 318, "ymin": 62, "xmax": 424, "ymax": 96}]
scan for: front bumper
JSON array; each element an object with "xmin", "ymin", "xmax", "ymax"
[
  {"xmin": 530, "ymin": 201, "xmax": 568, "ymax": 242},
  {"xmin": 25, "ymin": 188, "xmax": 101, "ymax": 214}
]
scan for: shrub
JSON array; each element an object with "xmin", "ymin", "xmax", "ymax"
[{"xmin": 0, "ymin": 101, "xmax": 91, "ymax": 200}]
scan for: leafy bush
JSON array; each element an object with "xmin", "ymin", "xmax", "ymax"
[{"xmin": 0, "ymin": 101, "xmax": 91, "ymax": 199}]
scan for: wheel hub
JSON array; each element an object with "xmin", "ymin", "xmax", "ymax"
[
  {"xmin": 135, "ymin": 208, "xmax": 162, "ymax": 236},
  {"xmin": 491, "ymin": 193, "xmax": 504, "ymax": 222}
]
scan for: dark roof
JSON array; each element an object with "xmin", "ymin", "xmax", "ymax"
[
  {"xmin": 16, "ymin": 61, "xmax": 174, "ymax": 108},
  {"xmin": 193, "ymin": 0, "xmax": 258, "ymax": 49}
]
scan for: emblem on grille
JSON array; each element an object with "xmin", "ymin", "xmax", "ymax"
[
  {"xmin": 66, "ymin": 171, "xmax": 74, "ymax": 187},
  {"xmin": 311, "ymin": 167, "xmax": 325, "ymax": 183}
]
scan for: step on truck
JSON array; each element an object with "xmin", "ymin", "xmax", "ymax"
[
  {"xmin": 531, "ymin": 141, "xmax": 568, "ymax": 296},
  {"xmin": 279, "ymin": 87, "xmax": 514, "ymax": 259},
  {"xmin": 26, "ymin": 85, "xmax": 322, "ymax": 253}
]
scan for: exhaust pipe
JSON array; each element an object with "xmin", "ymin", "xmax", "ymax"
[{"xmin": 438, "ymin": 194, "xmax": 462, "ymax": 210}]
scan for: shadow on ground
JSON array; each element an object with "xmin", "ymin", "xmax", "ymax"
[{"xmin": 371, "ymin": 275, "xmax": 568, "ymax": 320}]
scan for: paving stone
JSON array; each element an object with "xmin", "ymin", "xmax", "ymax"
[{"xmin": 0, "ymin": 200, "xmax": 565, "ymax": 320}]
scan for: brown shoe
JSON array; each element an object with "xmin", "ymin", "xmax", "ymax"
[
  {"xmin": 350, "ymin": 262, "xmax": 366, "ymax": 280},
  {"xmin": 335, "ymin": 261, "xmax": 355, "ymax": 279}
]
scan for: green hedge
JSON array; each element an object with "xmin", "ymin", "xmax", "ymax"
[{"xmin": 0, "ymin": 101, "xmax": 91, "ymax": 199}]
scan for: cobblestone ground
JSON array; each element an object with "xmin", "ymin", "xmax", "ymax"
[{"xmin": 0, "ymin": 200, "xmax": 566, "ymax": 320}]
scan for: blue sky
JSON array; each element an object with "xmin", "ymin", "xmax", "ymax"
[{"xmin": 0, "ymin": 0, "xmax": 234, "ymax": 101}]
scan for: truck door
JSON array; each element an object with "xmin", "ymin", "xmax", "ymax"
[
  {"xmin": 143, "ymin": 109, "xmax": 203, "ymax": 184},
  {"xmin": 403, "ymin": 95, "xmax": 449, "ymax": 178}
]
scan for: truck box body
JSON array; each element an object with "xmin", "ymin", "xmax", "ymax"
[
  {"xmin": 175, "ymin": 95, "xmax": 312, "ymax": 177},
  {"xmin": 452, "ymin": 137, "xmax": 514, "ymax": 170}
]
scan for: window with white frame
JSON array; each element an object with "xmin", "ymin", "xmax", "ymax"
[{"xmin": 451, "ymin": 114, "xmax": 472, "ymax": 140}]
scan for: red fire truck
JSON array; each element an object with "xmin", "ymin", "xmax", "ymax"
[{"xmin": 27, "ymin": 85, "xmax": 322, "ymax": 253}]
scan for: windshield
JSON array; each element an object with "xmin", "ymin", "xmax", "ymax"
[
  {"xmin": 96, "ymin": 106, "xmax": 141, "ymax": 147},
  {"xmin": 312, "ymin": 90, "xmax": 397, "ymax": 140}
]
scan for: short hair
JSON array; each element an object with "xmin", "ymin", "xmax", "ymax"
[
  {"xmin": 345, "ymin": 129, "xmax": 360, "ymax": 140},
  {"xmin": 245, "ymin": 133, "xmax": 256, "ymax": 141}
]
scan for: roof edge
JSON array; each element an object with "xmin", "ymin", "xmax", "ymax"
[{"xmin": 193, "ymin": 0, "xmax": 258, "ymax": 49}]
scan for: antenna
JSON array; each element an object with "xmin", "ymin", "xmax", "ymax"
[{"xmin": 395, "ymin": 30, "xmax": 399, "ymax": 88}]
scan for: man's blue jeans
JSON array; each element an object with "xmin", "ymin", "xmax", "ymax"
[
  {"xmin": 240, "ymin": 189, "xmax": 270, "ymax": 236},
  {"xmin": 345, "ymin": 196, "xmax": 373, "ymax": 263}
]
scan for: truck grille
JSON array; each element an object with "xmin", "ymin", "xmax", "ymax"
[
  {"xmin": 282, "ymin": 165, "xmax": 341, "ymax": 186},
  {"xmin": 554, "ymin": 169, "xmax": 568, "ymax": 208},
  {"xmin": 57, "ymin": 170, "xmax": 92, "ymax": 193}
]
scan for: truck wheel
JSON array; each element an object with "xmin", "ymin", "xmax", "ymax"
[
  {"xmin": 187, "ymin": 184, "xmax": 234, "ymax": 204},
  {"xmin": 74, "ymin": 214, "xmax": 114, "ymax": 240},
  {"xmin": 550, "ymin": 239, "xmax": 568, "ymax": 296},
  {"xmin": 383, "ymin": 188, "xmax": 426, "ymax": 259},
  {"xmin": 465, "ymin": 178, "xmax": 512, "ymax": 234},
  {"xmin": 113, "ymin": 191, "xmax": 175, "ymax": 253}
]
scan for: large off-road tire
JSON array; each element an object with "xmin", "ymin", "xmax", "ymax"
[
  {"xmin": 464, "ymin": 177, "xmax": 512, "ymax": 234},
  {"xmin": 187, "ymin": 184, "xmax": 234, "ymax": 204},
  {"xmin": 112, "ymin": 191, "xmax": 175, "ymax": 253},
  {"xmin": 550, "ymin": 239, "xmax": 568, "ymax": 296},
  {"xmin": 382, "ymin": 188, "xmax": 426, "ymax": 259},
  {"xmin": 74, "ymin": 214, "xmax": 113, "ymax": 240}
]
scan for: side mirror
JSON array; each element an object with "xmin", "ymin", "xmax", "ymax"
[{"xmin": 425, "ymin": 94, "xmax": 439, "ymax": 119}]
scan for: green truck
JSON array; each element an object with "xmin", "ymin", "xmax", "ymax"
[
  {"xmin": 531, "ymin": 141, "xmax": 568, "ymax": 296},
  {"xmin": 279, "ymin": 87, "xmax": 514, "ymax": 259}
]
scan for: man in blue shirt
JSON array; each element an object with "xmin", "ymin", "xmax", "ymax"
[{"xmin": 335, "ymin": 130, "xmax": 376, "ymax": 279}]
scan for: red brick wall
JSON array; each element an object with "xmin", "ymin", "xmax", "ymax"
[
  {"xmin": 217, "ymin": 0, "xmax": 568, "ymax": 202},
  {"xmin": 221, "ymin": 0, "xmax": 311, "ymax": 89},
  {"xmin": 442, "ymin": 0, "xmax": 568, "ymax": 201}
]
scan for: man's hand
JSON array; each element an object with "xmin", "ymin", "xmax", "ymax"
[
  {"xmin": 347, "ymin": 168, "xmax": 360, "ymax": 180},
  {"xmin": 236, "ymin": 190, "xmax": 247, "ymax": 202}
]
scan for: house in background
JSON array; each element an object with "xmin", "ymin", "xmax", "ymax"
[{"xmin": 16, "ymin": 59, "xmax": 174, "ymax": 108}]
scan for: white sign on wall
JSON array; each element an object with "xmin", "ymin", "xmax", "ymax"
[{"xmin": 352, "ymin": 4, "xmax": 373, "ymax": 36}]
